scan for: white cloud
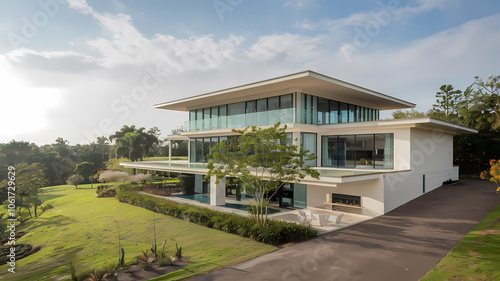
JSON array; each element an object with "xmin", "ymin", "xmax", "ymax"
[{"xmin": 284, "ymin": 0, "xmax": 318, "ymax": 9}]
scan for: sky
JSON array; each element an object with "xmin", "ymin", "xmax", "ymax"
[{"xmin": 1, "ymin": 0, "xmax": 500, "ymax": 145}]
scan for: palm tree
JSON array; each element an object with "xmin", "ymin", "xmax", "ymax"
[
  {"xmin": 115, "ymin": 132, "xmax": 145, "ymax": 162},
  {"xmin": 96, "ymin": 136, "xmax": 109, "ymax": 161}
]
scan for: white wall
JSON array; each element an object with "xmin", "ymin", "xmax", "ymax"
[
  {"xmin": 383, "ymin": 128, "xmax": 457, "ymax": 213},
  {"xmin": 307, "ymin": 176, "xmax": 385, "ymax": 215}
]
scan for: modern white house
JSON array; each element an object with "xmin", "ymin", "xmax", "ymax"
[{"xmin": 121, "ymin": 70, "xmax": 477, "ymax": 216}]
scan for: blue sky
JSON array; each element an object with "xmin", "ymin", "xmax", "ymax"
[{"xmin": 1, "ymin": 0, "xmax": 500, "ymax": 145}]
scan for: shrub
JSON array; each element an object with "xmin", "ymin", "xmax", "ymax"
[
  {"xmin": 128, "ymin": 173, "xmax": 152, "ymax": 184},
  {"xmin": 116, "ymin": 188, "xmax": 317, "ymax": 245},
  {"xmin": 98, "ymin": 170, "xmax": 129, "ymax": 184},
  {"xmin": 67, "ymin": 174, "xmax": 84, "ymax": 189},
  {"xmin": 96, "ymin": 186, "xmax": 117, "ymax": 198},
  {"xmin": 178, "ymin": 174, "xmax": 195, "ymax": 195}
]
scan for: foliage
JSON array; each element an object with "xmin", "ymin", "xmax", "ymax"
[
  {"xmin": 137, "ymin": 249, "xmax": 154, "ymax": 270},
  {"xmin": 480, "ymin": 159, "xmax": 500, "ymax": 184},
  {"xmin": 1, "ymin": 162, "xmax": 48, "ymax": 221},
  {"xmin": 105, "ymin": 157, "xmax": 134, "ymax": 173},
  {"xmin": 206, "ymin": 123, "xmax": 319, "ymax": 229},
  {"xmin": 179, "ymin": 174, "xmax": 195, "ymax": 195},
  {"xmin": 432, "ymin": 84, "xmax": 462, "ymax": 120},
  {"xmin": 128, "ymin": 173, "xmax": 152, "ymax": 184},
  {"xmin": 74, "ymin": 162, "xmax": 96, "ymax": 183},
  {"xmin": 66, "ymin": 174, "xmax": 84, "ymax": 189},
  {"xmin": 95, "ymin": 186, "xmax": 117, "ymax": 198},
  {"xmin": 115, "ymin": 132, "xmax": 146, "ymax": 162},
  {"xmin": 98, "ymin": 170, "xmax": 129, "ymax": 185},
  {"xmin": 117, "ymin": 187, "xmax": 317, "ymax": 245},
  {"xmin": 391, "ymin": 109, "xmax": 427, "ymax": 119}
]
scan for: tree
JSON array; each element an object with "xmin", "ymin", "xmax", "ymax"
[
  {"xmin": 142, "ymin": 127, "xmax": 160, "ymax": 157},
  {"xmin": 74, "ymin": 161, "xmax": 95, "ymax": 183},
  {"xmin": 392, "ymin": 109, "xmax": 426, "ymax": 119},
  {"xmin": 98, "ymin": 170, "xmax": 130, "ymax": 186},
  {"xmin": 433, "ymin": 84, "xmax": 462, "ymax": 121},
  {"xmin": 96, "ymin": 136, "xmax": 110, "ymax": 162},
  {"xmin": 1, "ymin": 163, "xmax": 48, "ymax": 221},
  {"xmin": 67, "ymin": 174, "xmax": 84, "ymax": 189},
  {"xmin": 115, "ymin": 132, "xmax": 145, "ymax": 162},
  {"xmin": 206, "ymin": 123, "xmax": 319, "ymax": 229}
]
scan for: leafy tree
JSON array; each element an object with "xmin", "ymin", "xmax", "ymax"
[
  {"xmin": 432, "ymin": 84, "xmax": 462, "ymax": 121},
  {"xmin": 206, "ymin": 123, "xmax": 319, "ymax": 229},
  {"xmin": 392, "ymin": 109, "xmax": 427, "ymax": 119},
  {"xmin": 109, "ymin": 125, "xmax": 137, "ymax": 143},
  {"xmin": 74, "ymin": 162, "xmax": 95, "ymax": 183},
  {"xmin": 67, "ymin": 174, "xmax": 84, "ymax": 189},
  {"xmin": 115, "ymin": 132, "xmax": 145, "ymax": 162},
  {"xmin": 1, "ymin": 163, "xmax": 48, "ymax": 221},
  {"xmin": 142, "ymin": 127, "xmax": 160, "ymax": 157}
]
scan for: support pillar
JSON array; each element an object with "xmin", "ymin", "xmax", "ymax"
[{"xmin": 210, "ymin": 176, "xmax": 226, "ymax": 206}]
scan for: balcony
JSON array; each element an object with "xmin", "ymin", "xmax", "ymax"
[{"xmin": 184, "ymin": 108, "xmax": 295, "ymax": 132}]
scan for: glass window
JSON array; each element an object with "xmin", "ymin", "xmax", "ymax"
[
  {"xmin": 189, "ymin": 110, "xmax": 195, "ymax": 121},
  {"xmin": 196, "ymin": 109, "xmax": 203, "ymax": 130},
  {"xmin": 355, "ymin": 134, "xmax": 374, "ymax": 168},
  {"xmin": 228, "ymin": 102, "xmax": 245, "ymax": 128},
  {"xmin": 189, "ymin": 139, "xmax": 196, "ymax": 162},
  {"xmin": 219, "ymin": 105, "xmax": 227, "ymax": 129},
  {"xmin": 246, "ymin": 101, "xmax": 256, "ymax": 113},
  {"xmin": 317, "ymin": 98, "xmax": 329, "ymax": 125},
  {"xmin": 301, "ymin": 133, "xmax": 317, "ymax": 167},
  {"xmin": 203, "ymin": 138, "xmax": 210, "ymax": 162},
  {"xmin": 349, "ymin": 104, "xmax": 356, "ymax": 122},
  {"xmin": 268, "ymin": 96, "xmax": 279, "ymax": 110},
  {"xmin": 293, "ymin": 183, "xmax": 307, "ymax": 209},
  {"xmin": 330, "ymin": 101, "xmax": 339, "ymax": 124},
  {"xmin": 211, "ymin": 106, "xmax": 219, "ymax": 130},
  {"xmin": 203, "ymin": 108, "xmax": 211, "ymax": 130},
  {"xmin": 340, "ymin": 135, "xmax": 355, "ymax": 168},
  {"xmin": 286, "ymin": 133, "xmax": 293, "ymax": 146},
  {"xmin": 339, "ymin": 103, "xmax": 348, "ymax": 123},
  {"xmin": 257, "ymin": 98, "xmax": 267, "ymax": 112},
  {"xmin": 280, "ymin": 94, "xmax": 293, "ymax": 109},
  {"xmin": 196, "ymin": 138, "xmax": 203, "ymax": 163},
  {"xmin": 375, "ymin": 133, "xmax": 394, "ymax": 169}
]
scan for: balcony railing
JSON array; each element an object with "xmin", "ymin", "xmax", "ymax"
[{"xmin": 184, "ymin": 108, "xmax": 295, "ymax": 132}]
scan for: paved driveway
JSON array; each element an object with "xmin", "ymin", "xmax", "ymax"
[{"xmin": 190, "ymin": 179, "xmax": 500, "ymax": 281}]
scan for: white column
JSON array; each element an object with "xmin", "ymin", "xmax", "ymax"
[
  {"xmin": 168, "ymin": 139, "xmax": 172, "ymax": 164},
  {"xmin": 210, "ymin": 175, "xmax": 226, "ymax": 206}
]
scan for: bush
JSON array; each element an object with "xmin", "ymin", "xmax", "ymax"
[
  {"xmin": 116, "ymin": 188, "xmax": 317, "ymax": 245},
  {"xmin": 178, "ymin": 174, "xmax": 195, "ymax": 195},
  {"xmin": 96, "ymin": 186, "xmax": 117, "ymax": 198}
]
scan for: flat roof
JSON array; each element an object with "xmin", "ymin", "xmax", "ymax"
[{"xmin": 154, "ymin": 70, "xmax": 416, "ymax": 111}]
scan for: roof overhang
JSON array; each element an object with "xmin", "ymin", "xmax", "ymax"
[{"xmin": 154, "ymin": 70, "xmax": 415, "ymax": 111}]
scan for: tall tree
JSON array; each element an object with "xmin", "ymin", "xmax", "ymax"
[
  {"xmin": 74, "ymin": 162, "xmax": 95, "ymax": 183},
  {"xmin": 206, "ymin": 123, "xmax": 319, "ymax": 229},
  {"xmin": 96, "ymin": 136, "xmax": 109, "ymax": 162},
  {"xmin": 115, "ymin": 132, "xmax": 145, "ymax": 162},
  {"xmin": 433, "ymin": 84, "xmax": 462, "ymax": 121},
  {"xmin": 392, "ymin": 109, "xmax": 427, "ymax": 119}
]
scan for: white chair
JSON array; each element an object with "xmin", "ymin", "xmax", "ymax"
[
  {"xmin": 311, "ymin": 214, "xmax": 328, "ymax": 227},
  {"xmin": 328, "ymin": 213, "xmax": 344, "ymax": 225}
]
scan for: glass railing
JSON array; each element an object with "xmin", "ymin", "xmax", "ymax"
[{"xmin": 184, "ymin": 108, "xmax": 295, "ymax": 131}]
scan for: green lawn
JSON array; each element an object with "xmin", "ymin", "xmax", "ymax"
[
  {"xmin": 0, "ymin": 184, "xmax": 276, "ymax": 280},
  {"xmin": 421, "ymin": 202, "xmax": 500, "ymax": 281},
  {"xmin": 143, "ymin": 156, "xmax": 188, "ymax": 161}
]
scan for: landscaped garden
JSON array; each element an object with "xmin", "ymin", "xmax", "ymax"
[
  {"xmin": 421, "ymin": 202, "xmax": 500, "ymax": 280},
  {"xmin": 0, "ymin": 183, "xmax": 277, "ymax": 280}
]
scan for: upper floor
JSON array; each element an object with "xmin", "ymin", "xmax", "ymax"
[{"xmin": 154, "ymin": 70, "xmax": 416, "ymax": 132}]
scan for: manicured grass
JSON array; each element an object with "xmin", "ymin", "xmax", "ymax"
[
  {"xmin": 421, "ymin": 202, "xmax": 500, "ymax": 281},
  {"xmin": 0, "ymin": 184, "xmax": 276, "ymax": 280}
]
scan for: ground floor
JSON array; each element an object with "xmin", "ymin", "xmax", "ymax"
[{"xmin": 189, "ymin": 179, "xmax": 500, "ymax": 281}]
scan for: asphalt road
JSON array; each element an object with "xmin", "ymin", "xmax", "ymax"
[{"xmin": 190, "ymin": 179, "xmax": 500, "ymax": 281}]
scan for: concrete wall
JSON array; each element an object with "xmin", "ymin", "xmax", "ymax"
[
  {"xmin": 383, "ymin": 128, "xmax": 456, "ymax": 213},
  {"xmin": 307, "ymin": 176, "xmax": 385, "ymax": 215}
]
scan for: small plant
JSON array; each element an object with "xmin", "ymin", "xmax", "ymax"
[
  {"xmin": 175, "ymin": 243, "xmax": 182, "ymax": 260},
  {"xmin": 137, "ymin": 249, "xmax": 154, "ymax": 270},
  {"xmin": 157, "ymin": 239, "xmax": 170, "ymax": 266},
  {"xmin": 90, "ymin": 270, "xmax": 104, "ymax": 281}
]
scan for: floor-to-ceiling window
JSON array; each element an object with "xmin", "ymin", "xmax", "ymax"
[
  {"xmin": 301, "ymin": 132, "xmax": 317, "ymax": 167},
  {"xmin": 321, "ymin": 133, "xmax": 394, "ymax": 169}
]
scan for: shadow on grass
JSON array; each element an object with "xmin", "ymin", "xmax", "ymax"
[{"xmin": 21, "ymin": 214, "xmax": 75, "ymax": 231}]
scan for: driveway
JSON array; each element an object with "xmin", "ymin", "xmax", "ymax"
[{"xmin": 190, "ymin": 179, "xmax": 500, "ymax": 281}]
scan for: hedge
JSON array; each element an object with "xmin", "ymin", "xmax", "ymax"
[{"xmin": 116, "ymin": 186, "xmax": 317, "ymax": 245}]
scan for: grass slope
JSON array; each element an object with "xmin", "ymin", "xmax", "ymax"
[
  {"xmin": 421, "ymin": 202, "xmax": 500, "ymax": 281},
  {"xmin": 0, "ymin": 184, "xmax": 276, "ymax": 280}
]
